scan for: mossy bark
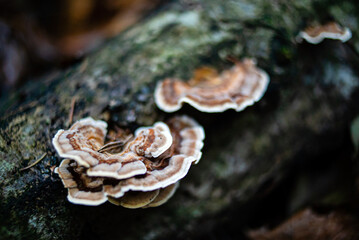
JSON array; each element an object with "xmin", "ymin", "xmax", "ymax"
[{"xmin": 1, "ymin": 0, "xmax": 359, "ymax": 239}]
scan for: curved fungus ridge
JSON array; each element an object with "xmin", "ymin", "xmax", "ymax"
[
  {"xmin": 106, "ymin": 115, "xmax": 205, "ymax": 196},
  {"xmin": 145, "ymin": 182, "xmax": 179, "ymax": 208},
  {"xmin": 107, "ymin": 183, "xmax": 179, "ymax": 208},
  {"xmin": 55, "ymin": 159, "xmax": 108, "ymax": 205},
  {"xmin": 54, "ymin": 116, "xmax": 205, "ymax": 207},
  {"xmin": 298, "ymin": 22, "xmax": 352, "ymax": 44},
  {"xmin": 53, "ymin": 117, "xmax": 173, "ymax": 180},
  {"xmin": 52, "ymin": 117, "xmax": 108, "ymax": 167},
  {"xmin": 154, "ymin": 59, "xmax": 269, "ymax": 113},
  {"xmin": 107, "ymin": 189, "xmax": 160, "ymax": 208},
  {"xmin": 133, "ymin": 122, "xmax": 173, "ymax": 158}
]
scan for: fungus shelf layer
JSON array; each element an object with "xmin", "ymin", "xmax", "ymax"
[
  {"xmin": 53, "ymin": 116, "xmax": 204, "ymax": 207},
  {"xmin": 298, "ymin": 22, "xmax": 352, "ymax": 44},
  {"xmin": 155, "ymin": 59, "xmax": 269, "ymax": 113}
]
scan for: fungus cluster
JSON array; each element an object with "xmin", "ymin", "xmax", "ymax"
[
  {"xmin": 298, "ymin": 22, "xmax": 352, "ymax": 44},
  {"xmin": 54, "ymin": 57, "xmax": 270, "ymax": 207},
  {"xmin": 53, "ymin": 116, "xmax": 204, "ymax": 207},
  {"xmin": 154, "ymin": 58, "xmax": 269, "ymax": 113}
]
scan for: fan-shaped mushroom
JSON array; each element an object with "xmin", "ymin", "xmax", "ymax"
[
  {"xmin": 154, "ymin": 59, "xmax": 269, "ymax": 113},
  {"xmin": 53, "ymin": 117, "xmax": 173, "ymax": 179},
  {"xmin": 53, "ymin": 116, "xmax": 205, "ymax": 207},
  {"xmin": 298, "ymin": 22, "xmax": 352, "ymax": 44}
]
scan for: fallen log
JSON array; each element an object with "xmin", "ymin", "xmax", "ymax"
[{"xmin": 1, "ymin": 0, "xmax": 359, "ymax": 239}]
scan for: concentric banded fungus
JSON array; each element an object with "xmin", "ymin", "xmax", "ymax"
[
  {"xmin": 154, "ymin": 59, "xmax": 269, "ymax": 112},
  {"xmin": 53, "ymin": 117, "xmax": 172, "ymax": 179},
  {"xmin": 54, "ymin": 116, "xmax": 204, "ymax": 207},
  {"xmin": 298, "ymin": 22, "xmax": 352, "ymax": 44}
]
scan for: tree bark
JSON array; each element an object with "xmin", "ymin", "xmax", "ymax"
[{"xmin": 1, "ymin": 0, "xmax": 359, "ymax": 239}]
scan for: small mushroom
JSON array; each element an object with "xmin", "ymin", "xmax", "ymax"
[
  {"xmin": 154, "ymin": 59, "xmax": 269, "ymax": 112},
  {"xmin": 54, "ymin": 116, "xmax": 205, "ymax": 207},
  {"xmin": 298, "ymin": 22, "xmax": 352, "ymax": 44}
]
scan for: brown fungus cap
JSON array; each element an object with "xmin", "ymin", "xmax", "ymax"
[
  {"xmin": 108, "ymin": 182, "xmax": 179, "ymax": 208},
  {"xmin": 55, "ymin": 159, "xmax": 108, "ymax": 205},
  {"xmin": 298, "ymin": 22, "xmax": 352, "ymax": 44},
  {"xmin": 144, "ymin": 182, "xmax": 179, "ymax": 208},
  {"xmin": 104, "ymin": 115, "xmax": 205, "ymax": 197},
  {"xmin": 154, "ymin": 59, "xmax": 269, "ymax": 113},
  {"xmin": 107, "ymin": 190, "xmax": 160, "ymax": 208},
  {"xmin": 53, "ymin": 117, "xmax": 172, "ymax": 179},
  {"xmin": 54, "ymin": 116, "xmax": 205, "ymax": 207}
]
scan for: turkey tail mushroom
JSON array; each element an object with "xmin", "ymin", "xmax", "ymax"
[
  {"xmin": 53, "ymin": 116, "xmax": 204, "ymax": 207},
  {"xmin": 154, "ymin": 59, "xmax": 269, "ymax": 113}
]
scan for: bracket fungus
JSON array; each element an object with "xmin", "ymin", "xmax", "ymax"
[
  {"xmin": 298, "ymin": 22, "xmax": 352, "ymax": 44},
  {"xmin": 53, "ymin": 117, "xmax": 172, "ymax": 179},
  {"xmin": 53, "ymin": 116, "xmax": 204, "ymax": 207},
  {"xmin": 154, "ymin": 58, "xmax": 269, "ymax": 112}
]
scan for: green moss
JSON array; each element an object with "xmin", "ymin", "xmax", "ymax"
[
  {"xmin": 0, "ymin": 156, "xmax": 16, "ymax": 182},
  {"xmin": 0, "ymin": 226, "xmax": 22, "ymax": 240}
]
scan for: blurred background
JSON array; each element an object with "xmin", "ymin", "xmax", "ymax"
[{"xmin": 0, "ymin": 0, "xmax": 164, "ymax": 97}]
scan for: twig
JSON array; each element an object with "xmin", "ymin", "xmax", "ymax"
[
  {"xmin": 98, "ymin": 135, "xmax": 133, "ymax": 153},
  {"xmin": 98, "ymin": 141, "xmax": 126, "ymax": 153},
  {"xmin": 226, "ymin": 55, "xmax": 239, "ymax": 64},
  {"xmin": 20, "ymin": 153, "xmax": 47, "ymax": 171}
]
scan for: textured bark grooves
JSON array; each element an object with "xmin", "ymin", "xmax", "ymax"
[{"xmin": 1, "ymin": 0, "xmax": 359, "ymax": 239}]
